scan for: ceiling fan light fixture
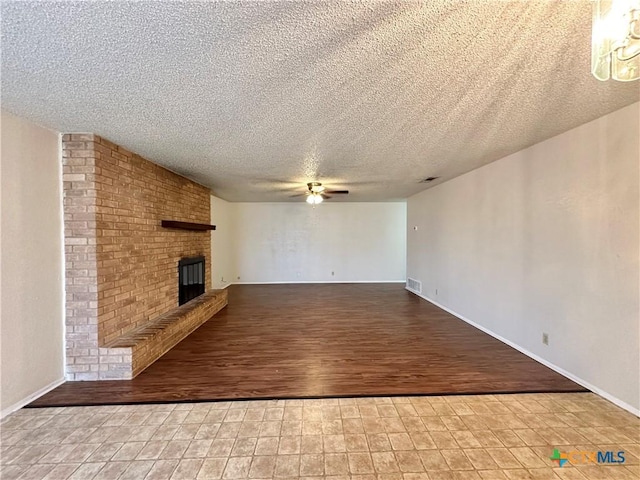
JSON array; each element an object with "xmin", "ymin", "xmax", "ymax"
[
  {"xmin": 308, "ymin": 182, "xmax": 325, "ymax": 193},
  {"xmin": 306, "ymin": 192, "xmax": 323, "ymax": 204}
]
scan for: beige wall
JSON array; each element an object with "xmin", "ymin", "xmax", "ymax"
[
  {"xmin": 407, "ymin": 102, "xmax": 640, "ymax": 414},
  {"xmin": 231, "ymin": 202, "xmax": 407, "ymax": 283},
  {"xmin": 211, "ymin": 195, "xmax": 234, "ymax": 289},
  {"xmin": 1, "ymin": 111, "xmax": 64, "ymax": 416}
]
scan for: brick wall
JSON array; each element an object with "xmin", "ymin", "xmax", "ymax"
[
  {"xmin": 63, "ymin": 134, "xmax": 212, "ymax": 380},
  {"xmin": 63, "ymin": 134, "xmax": 100, "ymax": 380}
]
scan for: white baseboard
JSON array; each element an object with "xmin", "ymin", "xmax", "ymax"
[
  {"xmin": 406, "ymin": 288, "xmax": 640, "ymax": 417},
  {"xmin": 1, "ymin": 377, "xmax": 65, "ymax": 419},
  {"xmin": 232, "ymin": 280, "xmax": 406, "ymax": 285}
]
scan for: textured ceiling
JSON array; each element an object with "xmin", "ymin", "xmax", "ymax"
[{"xmin": 1, "ymin": 1, "xmax": 638, "ymax": 202}]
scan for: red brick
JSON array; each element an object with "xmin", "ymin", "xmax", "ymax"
[{"xmin": 63, "ymin": 133, "xmax": 214, "ymax": 380}]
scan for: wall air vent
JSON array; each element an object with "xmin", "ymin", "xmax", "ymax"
[
  {"xmin": 420, "ymin": 177, "xmax": 440, "ymax": 183},
  {"xmin": 406, "ymin": 278, "xmax": 422, "ymax": 294}
]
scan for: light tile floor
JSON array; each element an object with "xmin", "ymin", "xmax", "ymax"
[{"xmin": 0, "ymin": 393, "xmax": 638, "ymax": 479}]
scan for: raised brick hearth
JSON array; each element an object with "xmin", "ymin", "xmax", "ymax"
[
  {"xmin": 101, "ymin": 289, "xmax": 228, "ymax": 379},
  {"xmin": 62, "ymin": 134, "xmax": 225, "ymax": 380}
]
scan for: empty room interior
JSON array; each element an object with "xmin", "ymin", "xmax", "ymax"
[{"xmin": 1, "ymin": 1, "xmax": 639, "ymax": 479}]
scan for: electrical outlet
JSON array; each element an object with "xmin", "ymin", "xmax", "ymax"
[
  {"xmin": 435, "ymin": 289, "xmax": 438, "ymax": 295},
  {"xmin": 221, "ymin": 276, "xmax": 225, "ymax": 282},
  {"xmin": 237, "ymin": 276, "xmax": 240, "ymax": 280},
  {"xmin": 331, "ymin": 271, "xmax": 335, "ymax": 276},
  {"xmin": 542, "ymin": 333, "xmax": 549, "ymax": 345}
]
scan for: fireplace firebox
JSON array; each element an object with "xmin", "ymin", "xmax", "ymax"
[{"xmin": 178, "ymin": 256, "xmax": 205, "ymax": 305}]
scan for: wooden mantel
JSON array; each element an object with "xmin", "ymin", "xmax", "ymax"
[{"xmin": 161, "ymin": 220, "xmax": 216, "ymax": 231}]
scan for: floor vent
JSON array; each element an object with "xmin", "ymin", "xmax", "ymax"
[{"xmin": 406, "ymin": 278, "xmax": 422, "ymax": 294}]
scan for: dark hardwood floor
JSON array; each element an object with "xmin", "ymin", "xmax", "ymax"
[{"xmin": 30, "ymin": 284, "xmax": 585, "ymax": 407}]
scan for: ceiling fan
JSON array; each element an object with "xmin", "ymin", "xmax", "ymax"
[{"xmin": 291, "ymin": 182, "xmax": 349, "ymax": 204}]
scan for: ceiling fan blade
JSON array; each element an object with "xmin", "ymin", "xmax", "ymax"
[
  {"xmin": 321, "ymin": 194, "xmax": 332, "ymax": 199},
  {"xmin": 289, "ymin": 193, "xmax": 308, "ymax": 198},
  {"xmin": 324, "ymin": 190, "xmax": 349, "ymax": 194}
]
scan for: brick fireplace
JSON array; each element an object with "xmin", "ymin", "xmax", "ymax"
[
  {"xmin": 179, "ymin": 256, "xmax": 206, "ymax": 305},
  {"xmin": 62, "ymin": 134, "xmax": 226, "ymax": 380}
]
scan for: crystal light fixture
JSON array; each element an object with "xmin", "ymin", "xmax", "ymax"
[{"xmin": 592, "ymin": 0, "xmax": 640, "ymax": 81}]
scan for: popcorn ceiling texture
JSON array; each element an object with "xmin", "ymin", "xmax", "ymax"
[
  {"xmin": 62, "ymin": 135, "xmax": 223, "ymax": 380},
  {"xmin": 2, "ymin": 1, "xmax": 639, "ymax": 202}
]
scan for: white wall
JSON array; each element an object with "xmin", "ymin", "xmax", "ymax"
[
  {"xmin": 211, "ymin": 195, "xmax": 235, "ymax": 289},
  {"xmin": 1, "ymin": 111, "xmax": 65, "ymax": 416},
  {"xmin": 407, "ymin": 102, "xmax": 640, "ymax": 414},
  {"xmin": 231, "ymin": 202, "xmax": 406, "ymax": 283}
]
